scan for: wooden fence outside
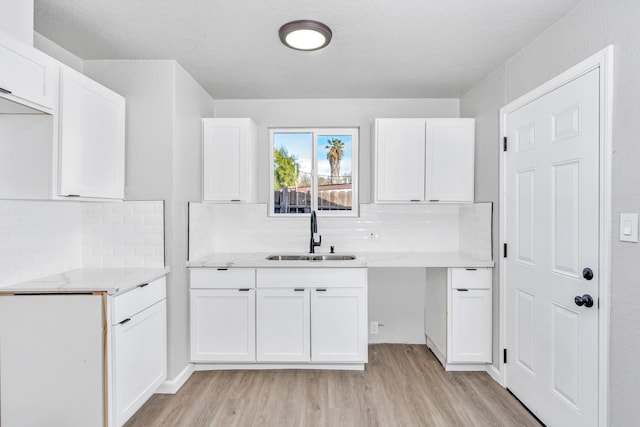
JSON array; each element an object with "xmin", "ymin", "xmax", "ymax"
[{"xmin": 274, "ymin": 186, "xmax": 352, "ymax": 213}]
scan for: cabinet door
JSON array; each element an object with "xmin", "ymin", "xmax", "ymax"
[
  {"xmin": 113, "ymin": 299, "xmax": 167, "ymax": 427},
  {"xmin": 311, "ymin": 287, "xmax": 367, "ymax": 362},
  {"xmin": 0, "ymin": 33, "xmax": 58, "ymax": 112},
  {"xmin": 202, "ymin": 118, "xmax": 257, "ymax": 202},
  {"xmin": 190, "ymin": 289, "xmax": 256, "ymax": 362},
  {"xmin": 58, "ymin": 66, "xmax": 125, "ymax": 199},
  {"xmin": 448, "ymin": 288, "xmax": 492, "ymax": 363},
  {"xmin": 425, "ymin": 119, "xmax": 475, "ymax": 202},
  {"xmin": 375, "ymin": 119, "xmax": 426, "ymax": 202},
  {"xmin": 256, "ymin": 288, "xmax": 310, "ymax": 362}
]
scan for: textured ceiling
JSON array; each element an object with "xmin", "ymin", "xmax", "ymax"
[{"xmin": 34, "ymin": 0, "xmax": 582, "ymax": 99}]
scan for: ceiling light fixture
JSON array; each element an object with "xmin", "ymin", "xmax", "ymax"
[{"xmin": 279, "ymin": 20, "xmax": 332, "ymax": 51}]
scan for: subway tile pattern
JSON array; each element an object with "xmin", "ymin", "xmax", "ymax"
[
  {"xmin": 459, "ymin": 203, "xmax": 493, "ymax": 260},
  {"xmin": 82, "ymin": 201, "xmax": 165, "ymax": 268},
  {"xmin": 0, "ymin": 201, "xmax": 82, "ymax": 286},
  {"xmin": 188, "ymin": 201, "xmax": 216, "ymax": 261},
  {"xmin": 189, "ymin": 203, "xmax": 475, "ymax": 255}
]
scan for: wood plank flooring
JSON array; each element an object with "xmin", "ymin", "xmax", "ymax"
[{"xmin": 126, "ymin": 344, "xmax": 540, "ymax": 427}]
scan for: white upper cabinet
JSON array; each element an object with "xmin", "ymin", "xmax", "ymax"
[
  {"xmin": 58, "ymin": 66, "xmax": 125, "ymax": 199},
  {"xmin": 374, "ymin": 118, "xmax": 475, "ymax": 203},
  {"xmin": 202, "ymin": 118, "xmax": 257, "ymax": 202},
  {"xmin": 375, "ymin": 119, "xmax": 426, "ymax": 202},
  {"xmin": 425, "ymin": 119, "xmax": 475, "ymax": 202},
  {"xmin": 0, "ymin": 31, "xmax": 58, "ymax": 113}
]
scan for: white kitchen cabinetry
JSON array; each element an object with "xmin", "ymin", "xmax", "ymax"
[
  {"xmin": 190, "ymin": 268, "xmax": 256, "ymax": 362},
  {"xmin": 58, "ymin": 66, "xmax": 125, "ymax": 199},
  {"xmin": 256, "ymin": 288, "xmax": 310, "ymax": 362},
  {"xmin": 0, "ymin": 275, "xmax": 167, "ymax": 427},
  {"xmin": 256, "ymin": 268, "xmax": 368, "ymax": 365},
  {"xmin": 311, "ymin": 287, "xmax": 367, "ymax": 362},
  {"xmin": 202, "ymin": 118, "xmax": 257, "ymax": 202},
  {"xmin": 374, "ymin": 118, "xmax": 475, "ymax": 203},
  {"xmin": 447, "ymin": 268, "xmax": 492, "ymax": 364},
  {"xmin": 111, "ymin": 277, "xmax": 167, "ymax": 426},
  {"xmin": 0, "ymin": 31, "xmax": 58, "ymax": 112}
]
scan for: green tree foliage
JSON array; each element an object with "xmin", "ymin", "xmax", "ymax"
[
  {"xmin": 325, "ymin": 138, "xmax": 345, "ymax": 184},
  {"xmin": 273, "ymin": 146, "xmax": 299, "ymax": 190}
]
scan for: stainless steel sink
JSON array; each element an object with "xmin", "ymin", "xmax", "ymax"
[{"xmin": 266, "ymin": 254, "xmax": 356, "ymax": 261}]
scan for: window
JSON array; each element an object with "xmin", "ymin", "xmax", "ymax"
[{"xmin": 270, "ymin": 128, "xmax": 358, "ymax": 216}]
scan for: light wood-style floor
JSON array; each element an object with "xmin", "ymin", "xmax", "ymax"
[{"xmin": 126, "ymin": 344, "xmax": 540, "ymax": 427}]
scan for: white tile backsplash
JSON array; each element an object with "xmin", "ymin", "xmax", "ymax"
[
  {"xmin": 459, "ymin": 202, "xmax": 493, "ymax": 260},
  {"xmin": 189, "ymin": 203, "xmax": 495, "ymax": 256},
  {"xmin": 0, "ymin": 200, "xmax": 165, "ymax": 287},
  {"xmin": 0, "ymin": 201, "xmax": 82, "ymax": 286},
  {"xmin": 82, "ymin": 201, "xmax": 165, "ymax": 268}
]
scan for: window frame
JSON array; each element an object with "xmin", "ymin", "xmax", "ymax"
[{"xmin": 269, "ymin": 127, "xmax": 359, "ymax": 218}]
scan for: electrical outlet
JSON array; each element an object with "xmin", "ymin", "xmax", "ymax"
[{"xmin": 370, "ymin": 321, "xmax": 379, "ymax": 334}]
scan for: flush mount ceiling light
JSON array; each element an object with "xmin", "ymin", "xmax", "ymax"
[{"xmin": 279, "ymin": 20, "xmax": 332, "ymax": 51}]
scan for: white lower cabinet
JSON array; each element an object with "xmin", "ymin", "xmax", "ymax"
[
  {"xmin": 190, "ymin": 289, "xmax": 256, "ymax": 362},
  {"xmin": 256, "ymin": 288, "xmax": 310, "ymax": 362},
  {"xmin": 190, "ymin": 267, "xmax": 367, "ymax": 367},
  {"xmin": 311, "ymin": 287, "xmax": 367, "ymax": 362},
  {"xmin": 0, "ymin": 275, "xmax": 167, "ymax": 427},
  {"xmin": 113, "ymin": 299, "xmax": 167, "ymax": 426},
  {"xmin": 447, "ymin": 268, "xmax": 492, "ymax": 364},
  {"xmin": 255, "ymin": 268, "xmax": 368, "ymax": 365},
  {"xmin": 189, "ymin": 268, "xmax": 256, "ymax": 362}
]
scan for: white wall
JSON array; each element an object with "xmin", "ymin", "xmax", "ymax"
[
  {"xmin": 34, "ymin": 32, "xmax": 84, "ymax": 72},
  {"xmin": 460, "ymin": 68, "xmax": 505, "ymax": 366},
  {"xmin": 0, "ymin": 0, "xmax": 33, "ymax": 45},
  {"xmin": 213, "ymin": 98, "xmax": 459, "ymax": 204},
  {"xmin": 461, "ymin": 0, "xmax": 640, "ymax": 423},
  {"xmin": 83, "ymin": 60, "xmax": 215, "ymax": 381}
]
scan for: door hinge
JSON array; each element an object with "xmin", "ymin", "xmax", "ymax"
[
  {"xmin": 503, "ymin": 136, "xmax": 508, "ymax": 152},
  {"xmin": 503, "ymin": 349, "xmax": 508, "ymax": 364},
  {"xmin": 503, "ymin": 243, "xmax": 508, "ymax": 258}
]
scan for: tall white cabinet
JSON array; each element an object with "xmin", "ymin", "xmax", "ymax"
[
  {"xmin": 58, "ymin": 66, "xmax": 126, "ymax": 199},
  {"xmin": 202, "ymin": 118, "xmax": 257, "ymax": 202},
  {"xmin": 374, "ymin": 118, "xmax": 475, "ymax": 203}
]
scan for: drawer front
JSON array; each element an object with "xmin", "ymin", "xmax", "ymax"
[
  {"xmin": 256, "ymin": 268, "xmax": 367, "ymax": 288},
  {"xmin": 112, "ymin": 277, "xmax": 167, "ymax": 325},
  {"xmin": 450, "ymin": 268, "xmax": 492, "ymax": 290},
  {"xmin": 190, "ymin": 268, "xmax": 256, "ymax": 289}
]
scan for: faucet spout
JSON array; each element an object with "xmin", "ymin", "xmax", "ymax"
[{"xmin": 310, "ymin": 210, "xmax": 321, "ymax": 253}]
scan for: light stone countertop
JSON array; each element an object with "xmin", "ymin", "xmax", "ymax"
[
  {"xmin": 188, "ymin": 252, "xmax": 494, "ymax": 269},
  {"xmin": 0, "ymin": 267, "xmax": 170, "ymax": 295}
]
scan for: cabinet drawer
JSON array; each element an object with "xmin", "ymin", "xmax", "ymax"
[
  {"xmin": 257, "ymin": 268, "xmax": 367, "ymax": 288},
  {"xmin": 112, "ymin": 277, "xmax": 166, "ymax": 325},
  {"xmin": 450, "ymin": 268, "xmax": 492, "ymax": 290},
  {"xmin": 190, "ymin": 268, "xmax": 255, "ymax": 289}
]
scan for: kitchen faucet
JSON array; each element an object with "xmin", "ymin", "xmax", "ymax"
[{"xmin": 310, "ymin": 210, "xmax": 322, "ymax": 253}]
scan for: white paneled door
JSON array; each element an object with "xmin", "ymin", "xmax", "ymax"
[{"xmin": 505, "ymin": 68, "xmax": 599, "ymax": 427}]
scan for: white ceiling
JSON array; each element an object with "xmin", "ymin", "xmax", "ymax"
[{"xmin": 34, "ymin": 0, "xmax": 582, "ymax": 99}]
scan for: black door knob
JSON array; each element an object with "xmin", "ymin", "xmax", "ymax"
[
  {"xmin": 583, "ymin": 268, "xmax": 594, "ymax": 280},
  {"xmin": 574, "ymin": 294, "xmax": 594, "ymax": 308}
]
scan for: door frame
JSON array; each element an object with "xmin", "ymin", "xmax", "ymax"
[{"xmin": 498, "ymin": 45, "xmax": 613, "ymax": 426}]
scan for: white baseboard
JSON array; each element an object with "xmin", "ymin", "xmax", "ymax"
[
  {"xmin": 485, "ymin": 363, "xmax": 505, "ymax": 387},
  {"xmin": 194, "ymin": 363, "xmax": 365, "ymax": 371},
  {"xmin": 155, "ymin": 363, "xmax": 195, "ymax": 394}
]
